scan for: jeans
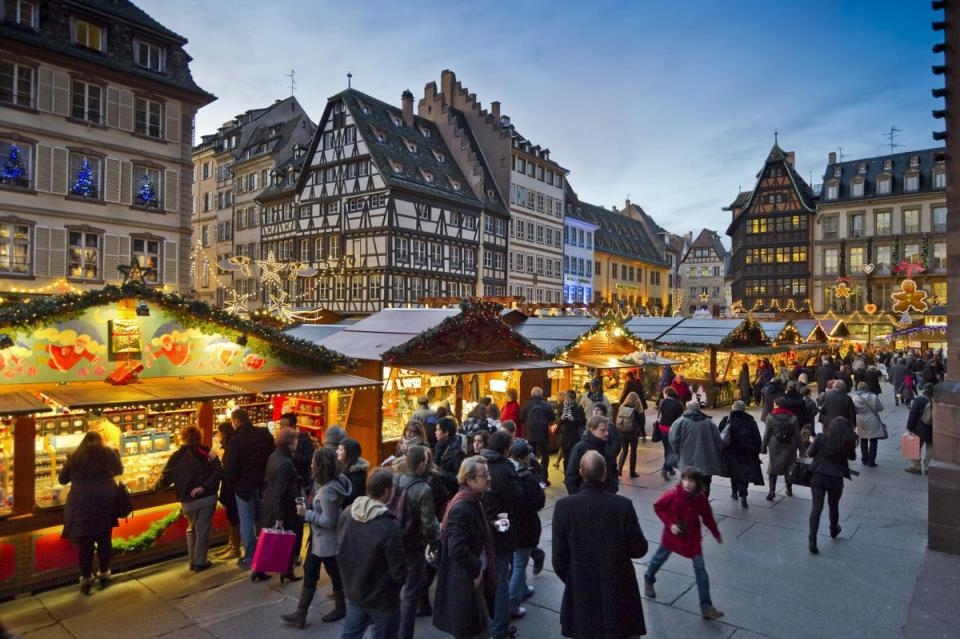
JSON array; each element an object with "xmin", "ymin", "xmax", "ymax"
[
  {"xmin": 75, "ymin": 532, "xmax": 112, "ymax": 579},
  {"xmin": 645, "ymin": 545, "xmax": 712, "ymax": 608},
  {"xmin": 303, "ymin": 552, "xmax": 342, "ymax": 592},
  {"xmin": 509, "ymin": 547, "xmax": 532, "ymax": 611},
  {"xmin": 183, "ymin": 497, "xmax": 216, "ymax": 567},
  {"xmin": 618, "ymin": 429, "xmax": 639, "ymax": 475},
  {"xmin": 860, "ymin": 438, "xmax": 878, "ymax": 465},
  {"xmin": 342, "ymin": 600, "xmax": 401, "ymax": 639},
  {"xmin": 399, "ymin": 547, "xmax": 426, "ymax": 639},
  {"xmin": 809, "ymin": 473, "xmax": 844, "ymax": 541},
  {"xmin": 491, "ymin": 552, "xmax": 513, "ymax": 638},
  {"xmin": 529, "ymin": 438, "xmax": 550, "ymax": 473},
  {"xmin": 660, "ymin": 434, "xmax": 675, "ymax": 472},
  {"xmin": 235, "ymin": 492, "xmax": 260, "ymax": 565}
]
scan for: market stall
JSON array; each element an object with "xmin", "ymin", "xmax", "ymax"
[
  {"xmin": 887, "ymin": 318, "xmax": 947, "ymax": 351},
  {"xmin": 0, "ymin": 283, "xmax": 376, "ymax": 596},
  {"xmin": 313, "ymin": 300, "xmax": 568, "ymax": 462}
]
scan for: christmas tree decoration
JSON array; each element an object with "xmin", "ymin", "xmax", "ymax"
[
  {"xmin": 1, "ymin": 144, "xmax": 25, "ymax": 184},
  {"xmin": 224, "ymin": 290, "xmax": 250, "ymax": 316},
  {"xmin": 137, "ymin": 173, "xmax": 159, "ymax": 207},
  {"xmin": 71, "ymin": 158, "xmax": 96, "ymax": 197},
  {"xmin": 891, "ymin": 279, "xmax": 929, "ymax": 314}
]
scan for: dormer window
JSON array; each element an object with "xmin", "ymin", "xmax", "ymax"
[
  {"xmin": 877, "ymin": 177, "xmax": 891, "ymax": 195},
  {"xmin": 826, "ymin": 183, "xmax": 839, "ymax": 200},
  {"xmin": 432, "ymin": 149, "xmax": 445, "ymax": 163},
  {"xmin": 833, "ymin": 166, "xmax": 842, "ymax": 178},
  {"xmin": 358, "ymin": 100, "xmax": 370, "ymax": 115},
  {"xmin": 390, "ymin": 161, "xmax": 402, "ymax": 174},
  {"xmin": 934, "ymin": 170, "xmax": 946, "ymax": 189},
  {"xmin": 135, "ymin": 40, "xmax": 165, "ymax": 72},
  {"xmin": 904, "ymin": 174, "xmax": 919, "ymax": 192},
  {"xmin": 419, "ymin": 126, "xmax": 431, "ymax": 138},
  {"xmin": 391, "ymin": 115, "xmax": 402, "ymax": 127},
  {"xmin": 420, "ymin": 169, "xmax": 434, "ymax": 184},
  {"xmin": 858, "ymin": 163, "xmax": 867, "ymax": 174},
  {"xmin": 371, "ymin": 126, "xmax": 385, "ymax": 143},
  {"xmin": 910, "ymin": 155, "xmax": 920, "ymax": 168},
  {"xmin": 403, "ymin": 139, "xmax": 417, "ymax": 153},
  {"xmin": 450, "ymin": 178, "xmax": 461, "ymax": 192},
  {"xmin": 72, "ymin": 18, "xmax": 104, "ymax": 52},
  {"xmin": 7, "ymin": 1, "xmax": 37, "ymax": 29},
  {"xmin": 851, "ymin": 181, "xmax": 864, "ymax": 198},
  {"xmin": 883, "ymin": 159, "xmax": 892, "ymax": 170}
]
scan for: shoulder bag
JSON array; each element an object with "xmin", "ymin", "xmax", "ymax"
[{"xmin": 115, "ymin": 481, "xmax": 134, "ymax": 519}]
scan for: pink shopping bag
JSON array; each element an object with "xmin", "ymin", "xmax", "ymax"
[
  {"xmin": 901, "ymin": 432, "xmax": 921, "ymax": 461},
  {"xmin": 250, "ymin": 527, "xmax": 296, "ymax": 574}
]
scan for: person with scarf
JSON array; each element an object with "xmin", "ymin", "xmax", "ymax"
[
  {"xmin": 581, "ymin": 378, "xmax": 611, "ymax": 417},
  {"xmin": 556, "ymin": 390, "xmax": 586, "ymax": 471},
  {"xmin": 433, "ymin": 456, "xmax": 496, "ymax": 639},
  {"xmin": 761, "ymin": 396, "xmax": 802, "ymax": 500},
  {"xmin": 396, "ymin": 421, "xmax": 427, "ymax": 458},
  {"xmin": 156, "ymin": 425, "xmax": 223, "ymax": 572}
]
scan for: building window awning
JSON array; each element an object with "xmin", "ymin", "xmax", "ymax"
[{"xmin": 398, "ymin": 359, "xmax": 570, "ymax": 376}]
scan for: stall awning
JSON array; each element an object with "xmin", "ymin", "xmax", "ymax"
[
  {"xmin": 214, "ymin": 371, "xmax": 379, "ymax": 394},
  {"xmin": 563, "ymin": 353, "xmax": 638, "ymax": 370},
  {"xmin": 399, "ymin": 359, "xmax": 570, "ymax": 375},
  {"xmin": 0, "ymin": 388, "xmax": 51, "ymax": 415},
  {"xmin": 34, "ymin": 377, "xmax": 248, "ymax": 409}
]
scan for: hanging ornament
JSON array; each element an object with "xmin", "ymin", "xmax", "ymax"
[
  {"xmin": 118, "ymin": 258, "xmax": 154, "ymax": 286},
  {"xmin": 224, "ymin": 290, "xmax": 250, "ymax": 316},
  {"xmin": 891, "ymin": 279, "xmax": 929, "ymax": 313},
  {"xmin": 71, "ymin": 158, "xmax": 96, "ymax": 197},
  {"xmin": 861, "ymin": 263, "xmax": 875, "ymax": 276},
  {"xmin": 137, "ymin": 173, "xmax": 159, "ymax": 208},
  {"xmin": 258, "ymin": 251, "xmax": 284, "ymax": 288},
  {"xmin": 863, "ymin": 303, "xmax": 878, "ymax": 315},
  {"xmin": 894, "ymin": 261, "xmax": 925, "ymax": 279},
  {"xmin": 898, "ymin": 310, "xmax": 913, "ymax": 326},
  {"xmin": 1, "ymin": 144, "xmax": 25, "ymax": 184},
  {"xmin": 833, "ymin": 276, "xmax": 852, "ymax": 299}
]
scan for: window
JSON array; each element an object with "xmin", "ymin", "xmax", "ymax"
[
  {"xmin": 68, "ymin": 230, "xmax": 100, "ymax": 280},
  {"xmin": 416, "ymin": 205, "xmax": 431, "ymax": 220},
  {"xmin": 0, "ymin": 140, "xmax": 31, "ymax": 188},
  {"xmin": 133, "ymin": 165, "xmax": 162, "ymax": 208},
  {"xmin": 876, "ymin": 245, "xmax": 891, "ymax": 272},
  {"xmin": 69, "ymin": 154, "xmax": 102, "ymax": 199},
  {"xmin": 430, "ymin": 242, "xmax": 442, "ymax": 268},
  {"xmin": 328, "ymin": 235, "xmax": 340, "ymax": 259},
  {"xmin": 849, "ymin": 213, "xmax": 864, "ymax": 238},
  {"xmin": 73, "ymin": 19, "xmax": 104, "ymax": 51},
  {"xmin": 135, "ymin": 41, "xmax": 164, "ymax": 72},
  {"xmin": 877, "ymin": 178, "xmax": 891, "ymax": 195},
  {"xmin": 904, "ymin": 243, "xmax": 921, "ymax": 264},
  {"xmin": 527, "ymin": 162, "xmax": 534, "ymax": 177},
  {"xmin": 849, "ymin": 246, "xmax": 864, "ymax": 272},
  {"xmin": 131, "ymin": 237, "xmax": 160, "ymax": 283},
  {"xmin": 934, "ymin": 171, "xmax": 946, "ymax": 189},
  {"xmin": 875, "ymin": 211, "xmax": 891, "ymax": 235},
  {"xmin": 536, "ymin": 224, "xmax": 543, "ymax": 244},
  {"xmin": 933, "ymin": 206, "xmax": 947, "ymax": 232},
  {"xmin": 0, "ymin": 220, "xmax": 30, "ymax": 274},
  {"xmin": 824, "ymin": 248, "xmax": 838, "ymax": 274},
  {"xmin": 344, "ymin": 126, "xmax": 356, "ymax": 144},
  {"xmin": 822, "ymin": 216, "xmax": 838, "ymax": 239},
  {"xmin": 0, "ymin": 61, "xmax": 34, "ymax": 107},
  {"xmin": 71, "ymin": 80, "xmax": 102, "ymax": 123},
  {"xmin": 904, "ymin": 174, "xmax": 919, "ymax": 192},
  {"xmin": 825, "ymin": 184, "xmax": 838, "ymax": 200},
  {"xmin": 903, "ymin": 209, "xmax": 920, "ymax": 234},
  {"xmin": 851, "ymin": 182, "xmax": 864, "ymax": 198},
  {"xmin": 933, "ymin": 242, "xmax": 946, "ymax": 270}
]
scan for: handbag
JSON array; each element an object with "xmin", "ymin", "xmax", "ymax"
[
  {"xmin": 651, "ymin": 421, "xmax": 662, "ymax": 443},
  {"xmin": 251, "ymin": 526, "xmax": 297, "ymax": 574},
  {"xmin": 860, "ymin": 395, "xmax": 888, "ymax": 440},
  {"xmin": 900, "ymin": 432, "xmax": 921, "ymax": 461},
  {"xmin": 789, "ymin": 459, "xmax": 813, "ymax": 487},
  {"xmin": 114, "ymin": 481, "xmax": 134, "ymax": 519}
]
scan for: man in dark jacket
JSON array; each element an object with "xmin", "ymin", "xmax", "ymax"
[
  {"xmin": 433, "ymin": 417, "xmax": 465, "ymax": 496},
  {"xmin": 815, "ymin": 356, "xmax": 836, "ymax": 392},
  {"xmin": 224, "ymin": 409, "xmax": 274, "ymax": 568},
  {"xmin": 779, "ymin": 381, "xmax": 809, "ymax": 433},
  {"xmin": 818, "ymin": 381, "xmax": 857, "ymax": 429},
  {"xmin": 618, "ymin": 370, "xmax": 647, "ymax": 407},
  {"xmin": 517, "ymin": 387, "xmax": 556, "ymax": 481},
  {"xmin": 337, "ymin": 468, "xmax": 406, "ymax": 638},
  {"xmin": 889, "ymin": 357, "xmax": 907, "ymax": 405},
  {"xmin": 508, "ymin": 440, "xmax": 546, "ymax": 619},
  {"xmin": 480, "ymin": 431, "xmax": 523, "ymax": 639},
  {"xmin": 864, "ymin": 366, "xmax": 883, "ymax": 396},
  {"xmin": 906, "ymin": 383, "xmax": 935, "ymax": 474},
  {"xmin": 565, "ymin": 416, "xmax": 618, "ymax": 495},
  {"xmin": 396, "ymin": 445, "xmax": 438, "ymax": 639},
  {"xmin": 279, "ymin": 413, "xmax": 314, "ymax": 565},
  {"xmin": 760, "ymin": 377, "xmax": 785, "ymax": 423},
  {"xmin": 553, "ymin": 451, "xmax": 648, "ymax": 639}
]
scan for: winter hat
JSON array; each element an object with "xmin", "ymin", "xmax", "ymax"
[
  {"xmin": 922, "ymin": 383, "xmax": 935, "ymax": 394},
  {"xmin": 510, "ymin": 439, "xmax": 532, "ymax": 459},
  {"xmin": 325, "ymin": 425, "xmax": 347, "ymax": 447}
]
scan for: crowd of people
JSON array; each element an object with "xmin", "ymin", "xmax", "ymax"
[{"xmin": 50, "ymin": 347, "xmax": 944, "ymax": 637}]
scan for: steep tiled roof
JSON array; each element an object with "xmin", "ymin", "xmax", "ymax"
[
  {"xmin": 446, "ymin": 107, "xmax": 510, "ymax": 217},
  {"xmin": 725, "ymin": 190, "xmax": 752, "ymax": 210},
  {"xmin": 573, "ymin": 200, "xmax": 668, "ymax": 267},
  {"xmin": 336, "ymin": 89, "xmax": 482, "ymax": 208},
  {"xmin": 821, "ymin": 147, "xmax": 945, "ymax": 203},
  {"xmin": 686, "ymin": 229, "xmax": 728, "ymax": 261}
]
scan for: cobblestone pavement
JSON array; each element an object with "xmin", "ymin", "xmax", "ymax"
[{"xmin": 2, "ymin": 384, "xmax": 934, "ymax": 638}]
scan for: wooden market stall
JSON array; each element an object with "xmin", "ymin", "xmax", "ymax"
[
  {"xmin": 312, "ymin": 300, "xmax": 568, "ymax": 463},
  {"xmin": 0, "ymin": 284, "xmax": 377, "ymax": 597}
]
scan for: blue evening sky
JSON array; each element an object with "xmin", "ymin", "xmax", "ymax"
[{"xmin": 139, "ymin": 0, "xmax": 941, "ymax": 241}]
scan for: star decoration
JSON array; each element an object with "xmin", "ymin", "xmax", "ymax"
[
  {"xmin": 891, "ymin": 278, "xmax": 929, "ymax": 314},
  {"xmin": 268, "ymin": 290, "xmax": 292, "ymax": 319},
  {"xmin": 224, "ymin": 290, "xmax": 250, "ymax": 316},
  {"xmin": 258, "ymin": 251, "xmax": 284, "ymax": 288},
  {"xmin": 895, "ymin": 260, "xmax": 926, "ymax": 279},
  {"xmin": 118, "ymin": 259, "xmax": 154, "ymax": 286}
]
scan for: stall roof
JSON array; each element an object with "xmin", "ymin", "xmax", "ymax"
[
  {"xmin": 759, "ymin": 321, "xmax": 788, "ymax": 342},
  {"xmin": 399, "ymin": 359, "xmax": 569, "ymax": 375},
  {"xmin": 285, "ymin": 322, "xmax": 352, "ymax": 343},
  {"xmin": 513, "ymin": 316, "xmax": 600, "ymax": 354},
  {"xmin": 793, "ymin": 320, "xmax": 824, "ymax": 342},
  {"xmin": 315, "ymin": 309, "xmax": 460, "ymax": 360},
  {"xmin": 34, "ymin": 377, "xmax": 248, "ymax": 409},
  {"xmin": 214, "ymin": 371, "xmax": 379, "ymax": 394},
  {"xmin": 654, "ymin": 318, "xmax": 749, "ymax": 347},
  {"xmin": 563, "ymin": 353, "xmax": 636, "ymax": 369},
  {"xmin": 623, "ymin": 316, "xmax": 685, "ymax": 341},
  {"xmin": 0, "ymin": 388, "xmax": 51, "ymax": 415}
]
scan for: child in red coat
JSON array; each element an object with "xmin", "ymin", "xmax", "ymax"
[{"xmin": 644, "ymin": 466, "xmax": 725, "ymax": 620}]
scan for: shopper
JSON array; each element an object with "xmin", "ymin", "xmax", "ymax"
[
  {"xmin": 58, "ymin": 431, "xmax": 124, "ymax": 595},
  {"xmin": 806, "ymin": 417, "xmax": 858, "ymax": 554},
  {"xmin": 761, "ymin": 396, "xmax": 801, "ymax": 499},
  {"xmin": 644, "ymin": 466, "xmax": 725, "ymax": 621},
  {"xmin": 553, "ymin": 451, "xmax": 648, "ymax": 639},
  {"xmin": 281, "ymin": 446, "xmax": 351, "ymax": 626},
  {"xmin": 556, "ymin": 389, "xmax": 586, "ymax": 471},
  {"xmin": 324, "ymin": 425, "xmax": 348, "ymax": 450},
  {"xmin": 615, "ymin": 391, "xmax": 645, "ymax": 478},
  {"xmin": 254, "ymin": 428, "xmax": 301, "ymax": 583},
  {"xmin": 419, "ymin": 447, "xmax": 450, "ymax": 617},
  {"xmin": 214, "ymin": 422, "xmax": 241, "ymax": 560},
  {"xmin": 906, "ymin": 383, "xmax": 935, "ymax": 474},
  {"xmin": 501, "ymin": 389, "xmax": 521, "ymax": 429},
  {"xmin": 800, "ymin": 386, "xmax": 819, "ymax": 437},
  {"xmin": 566, "ymin": 416, "xmax": 618, "ymax": 495},
  {"xmin": 852, "ymin": 382, "xmax": 885, "ymax": 468},
  {"xmin": 224, "ymin": 408, "xmax": 274, "ymax": 569},
  {"xmin": 468, "ymin": 429, "xmax": 490, "ymax": 457},
  {"xmin": 581, "ymin": 378, "xmax": 611, "ymax": 417},
  {"xmin": 668, "ymin": 401, "xmax": 722, "ymax": 496},
  {"xmin": 397, "ymin": 445, "xmax": 440, "ymax": 639},
  {"xmin": 397, "ymin": 421, "xmax": 428, "ymax": 458},
  {"xmin": 336, "ymin": 468, "xmax": 406, "ymax": 638},
  {"xmin": 413, "ymin": 396, "xmax": 438, "ymax": 428},
  {"xmin": 737, "ymin": 363, "xmax": 752, "ymax": 405},
  {"xmin": 517, "ymin": 387, "xmax": 556, "ymax": 479},
  {"xmin": 760, "ymin": 376, "xmax": 785, "ymax": 423},
  {"xmin": 279, "ymin": 413, "xmax": 314, "ymax": 566},
  {"xmin": 156, "ymin": 425, "xmax": 222, "ymax": 571},
  {"xmin": 818, "ymin": 380, "xmax": 856, "ymax": 431},
  {"xmin": 337, "ymin": 438, "xmax": 369, "ymax": 508},
  {"xmin": 618, "ymin": 370, "xmax": 648, "ymax": 436},
  {"xmin": 889, "ymin": 357, "xmax": 907, "ymax": 406},
  {"xmin": 657, "ymin": 387, "xmax": 683, "ymax": 481},
  {"xmin": 433, "ymin": 456, "xmax": 495, "ymax": 639},
  {"xmin": 718, "ymin": 401, "xmax": 763, "ymax": 508},
  {"xmin": 508, "ymin": 440, "xmax": 546, "ymax": 620},
  {"xmin": 670, "ymin": 373, "xmax": 693, "ymax": 404}
]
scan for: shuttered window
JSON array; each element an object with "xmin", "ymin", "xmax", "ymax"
[
  {"xmin": 0, "ymin": 61, "xmax": 34, "ymax": 107},
  {"xmin": 68, "ymin": 230, "xmax": 101, "ymax": 281},
  {"xmin": 131, "ymin": 237, "xmax": 161, "ymax": 283}
]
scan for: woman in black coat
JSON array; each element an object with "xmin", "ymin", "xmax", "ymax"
[
  {"xmin": 737, "ymin": 363, "xmax": 752, "ymax": 406},
  {"xmin": 556, "ymin": 390, "xmax": 586, "ymax": 471},
  {"xmin": 335, "ymin": 438, "xmax": 369, "ymax": 508},
  {"xmin": 252, "ymin": 428, "xmax": 300, "ymax": 582},
  {"xmin": 59, "ymin": 431, "xmax": 124, "ymax": 594},
  {"xmin": 215, "ymin": 422, "xmax": 241, "ymax": 560},
  {"xmin": 434, "ymin": 456, "xmax": 495, "ymax": 639},
  {"xmin": 719, "ymin": 402, "xmax": 764, "ymax": 508},
  {"xmin": 806, "ymin": 417, "xmax": 858, "ymax": 554}
]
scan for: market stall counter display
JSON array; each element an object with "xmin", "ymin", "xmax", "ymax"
[{"xmin": 0, "ymin": 283, "xmax": 375, "ymax": 596}]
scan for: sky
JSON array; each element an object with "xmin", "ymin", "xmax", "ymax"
[{"xmin": 139, "ymin": 0, "xmax": 942, "ymax": 242}]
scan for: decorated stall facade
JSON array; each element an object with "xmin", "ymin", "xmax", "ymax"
[{"xmin": 0, "ymin": 283, "xmax": 375, "ymax": 596}]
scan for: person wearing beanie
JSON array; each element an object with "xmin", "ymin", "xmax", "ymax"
[{"xmin": 325, "ymin": 426, "xmax": 348, "ymax": 449}]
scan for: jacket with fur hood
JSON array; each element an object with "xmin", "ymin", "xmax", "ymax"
[
  {"xmin": 336, "ymin": 496, "xmax": 406, "ymax": 610},
  {"xmin": 305, "ymin": 474, "xmax": 352, "ymax": 557}
]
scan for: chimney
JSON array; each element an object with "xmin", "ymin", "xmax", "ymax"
[
  {"xmin": 401, "ymin": 90, "xmax": 414, "ymax": 127},
  {"xmin": 828, "ymin": 151, "xmax": 837, "ymax": 164},
  {"xmin": 491, "ymin": 101, "xmax": 500, "ymax": 119},
  {"xmin": 785, "ymin": 151, "xmax": 796, "ymax": 166}
]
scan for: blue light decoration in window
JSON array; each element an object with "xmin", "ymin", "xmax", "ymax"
[
  {"xmin": 71, "ymin": 158, "xmax": 95, "ymax": 197},
  {"xmin": 1, "ymin": 144, "xmax": 25, "ymax": 184},
  {"xmin": 138, "ymin": 172, "xmax": 158, "ymax": 207}
]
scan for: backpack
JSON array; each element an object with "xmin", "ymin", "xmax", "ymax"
[
  {"xmin": 387, "ymin": 476, "xmax": 424, "ymax": 548},
  {"xmin": 615, "ymin": 405, "xmax": 636, "ymax": 432},
  {"xmin": 774, "ymin": 418, "xmax": 793, "ymax": 443},
  {"xmin": 921, "ymin": 398, "xmax": 933, "ymax": 426}
]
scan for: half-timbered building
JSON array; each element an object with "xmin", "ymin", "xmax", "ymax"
[
  {"xmin": 293, "ymin": 88, "xmax": 501, "ymax": 314},
  {"xmin": 680, "ymin": 228, "xmax": 729, "ymax": 316},
  {"xmin": 725, "ymin": 142, "xmax": 817, "ymax": 312}
]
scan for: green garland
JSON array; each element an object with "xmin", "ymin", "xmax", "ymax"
[
  {"xmin": 112, "ymin": 508, "xmax": 182, "ymax": 554},
  {"xmin": 921, "ymin": 233, "xmax": 929, "ymax": 270},
  {"xmin": 719, "ymin": 319, "xmax": 769, "ymax": 348},
  {"xmin": 549, "ymin": 314, "xmax": 643, "ymax": 358},
  {"xmin": 0, "ymin": 283, "xmax": 357, "ymax": 372}
]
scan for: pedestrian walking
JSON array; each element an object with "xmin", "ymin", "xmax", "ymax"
[
  {"xmin": 656, "ymin": 387, "xmax": 683, "ymax": 481},
  {"xmin": 508, "ymin": 440, "xmax": 546, "ymax": 620},
  {"xmin": 906, "ymin": 383, "xmax": 935, "ymax": 474},
  {"xmin": 434, "ymin": 417, "xmax": 466, "ymax": 495},
  {"xmin": 324, "ymin": 425, "xmax": 348, "ymax": 450},
  {"xmin": 397, "ymin": 421, "xmax": 428, "ymax": 459},
  {"xmin": 224, "ymin": 408, "xmax": 274, "ymax": 569},
  {"xmin": 254, "ymin": 428, "xmax": 302, "ymax": 583},
  {"xmin": 553, "ymin": 451, "xmax": 648, "ymax": 638},
  {"xmin": 156, "ymin": 425, "xmax": 222, "ymax": 571},
  {"xmin": 619, "ymin": 370, "xmax": 648, "ymax": 441},
  {"xmin": 806, "ymin": 417, "xmax": 858, "ymax": 554},
  {"xmin": 214, "ymin": 422, "xmax": 241, "ymax": 560},
  {"xmin": 517, "ymin": 387, "xmax": 556, "ymax": 481},
  {"xmin": 668, "ymin": 401, "xmax": 722, "ymax": 496},
  {"xmin": 581, "ymin": 378, "xmax": 612, "ymax": 419},
  {"xmin": 760, "ymin": 376, "xmax": 785, "ymax": 423},
  {"xmin": 419, "ymin": 448, "xmax": 450, "ymax": 618},
  {"xmin": 58, "ymin": 431, "xmax": 123, "ymax": 595},
  {"xmin": 718, "ymin": 401, "xmax": 763, "ymax": 508},
  {"xmin": 556, "ymin": 390, "xmax": 586, "ymax": 471},
  {"xmin": 337, "ymin": 438, "xmax": 369, "ymax": 508},
  {"xmin": 565, "ymin": 416, "xmax": 618, "ymax": 495},
  {"xmin": 281, "ymin": 446, "xmax": 352, "ymax": 627},
  {"xmin": 852, "ymin": 382, "xmax": 885, "ymax": 467},
  {"xmin": 818, "ymin": 380, "xmax": 856, "ymax": 431},
  {"xmin": 433, "ymin": 456, "xmax": 495, "ymax": 639},
  {"xmin": 644, "ymin": 466, "xmax": 725, "ymax": 621},
  {"xmin": 864, "ymin": 365, "xmax": 883, "ymax": 396},
  {"xmin": 889, "ymin": 357, "xmax": 907, "ymax": 406},
  {"xmin": 279, "ymin": 413, "xmax": 314, "ymax": 567},
  {"xmin": 336, "ymin": 468, "xmax": 406, "ymax": 639},
  {"xmin": 762, "ymin": 396, "xmax": 801, "ymax": 499},
  {"xmin": 800, "ymin": 386, "xmax": 819, "ymax": 437},
  {"xmin": 615, "ymin": 391, "xmax": 646, "ymax": 478}
]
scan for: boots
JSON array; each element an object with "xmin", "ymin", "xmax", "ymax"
[
  {"xmin": 785, "ymin": 481, "xmax": 793, "ymax": 497},
  {"xmin": 281, "ymin": 586, "xmax": 316, "ymax": 629},
  {"xmin": 321, "ymin": 590, "xmax": 346, "ymax": 623},
  {"xmin": 80, "ymin": 576, "xmax": 94, "ymax": 596},
  {"xmin": 766, "ymin": 474, "xmax": 776, "ymax": 501},
  {"xmin": 217, "ymin": 525, "xmax": 241, "ymax": 559},
  {"xmin": 97, "ymin": 569, "xmax": 111, "ymax": 589}
]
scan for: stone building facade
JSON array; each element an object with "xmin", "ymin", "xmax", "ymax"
[{"xmin": 681, "ymin": 228, "xmax": 728, "ymax": 316}]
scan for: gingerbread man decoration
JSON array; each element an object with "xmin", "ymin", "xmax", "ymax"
[{"xmin": 891, "ymin": 278, "xmax": 930, "ymax": 313}]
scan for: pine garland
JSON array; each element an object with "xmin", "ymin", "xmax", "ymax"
[
  {"xmin": 112, "ymin": 508, "xmax": 182, "ymax": 554},
  {"xmin": 719, "ymin": 319, "xmax": 769, "ymax": 348},
  {"xmin": 920, "ymin": 233, "xmax": 929, "ymax": 270}
]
